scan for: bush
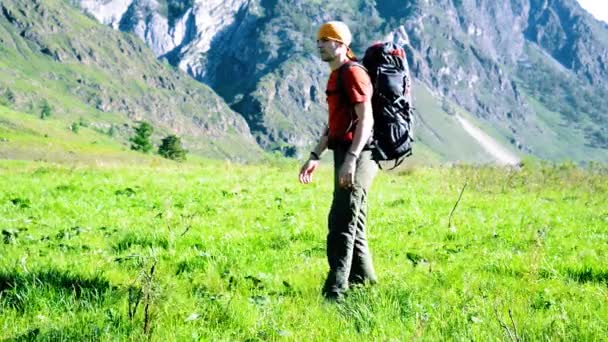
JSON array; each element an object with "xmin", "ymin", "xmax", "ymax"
[
  {"xmin": 78, "ymin": 117, "xmax": 89, "ymax": 127},
  {"xmin": 70, "ymin": 122, "xmax": 80, "ymax": 133},
  {"xmin": 40, "ymin": 100, "xmax": 52, "ymax": 119},
  {"xmin": 129, "ymin": 121, "xmax": 153, "ymax": 153},
  {"xmin": 158, "ymin": 135, "xmax": 187, "ymax": 162},
  {"xmin": 1, "ymin": 88, "xmax": 15, "ymax": 105},
  {"xmin": 107, "ymin": 124, "xmax": 116, "ymax": 137}
]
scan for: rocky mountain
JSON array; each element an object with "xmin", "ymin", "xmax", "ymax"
[
  {"xmin": 77, "ymin": 0, "xmax": 608, "ymax": 163},
  {"xmin": 0, "ymin": 0, "xmax": 262, "ymax": 160},
  {"xmin": 2, "ymin": 0, "xmax": 606, "ymax": 163}
]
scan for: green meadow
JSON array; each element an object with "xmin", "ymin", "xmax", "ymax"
[
  {"xmin": 1, "ymin": 0, "xmax": 607, "ymax": 339},
  {"xmin": 1, "ymin": 157, "xmax": 607, "ymax": 340}
]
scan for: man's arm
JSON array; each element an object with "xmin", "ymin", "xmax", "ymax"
[
  {"xmin": 311, "ymin": 126, "xmax": 329, "ymax": 159},
  {"xmin": 348, "ymin": 100, "xmax": 374, "ymax": 157},
  {"xmin": 338, "ymin": 100, "xmax": 373, "ymax": 188},
  {"xmin": 299, "ymin": 127, "xmax": 329, "ymax": 184}
]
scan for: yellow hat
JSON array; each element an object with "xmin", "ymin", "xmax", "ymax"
[
  {"xmin": 317, "ymin": 21, "xmax": 356, "ymax": 59},
  {"xmin": 317, "ymin": 21, "xmax": 352, "ymax": 46}
]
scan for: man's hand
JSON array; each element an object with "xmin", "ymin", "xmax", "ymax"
[
  {"xmin": 338, "ymin": 154, "xmax": 357, "ymax": 189},
  {"xmin": 299, "ymin": 159, "xmax": 320, "ymax": 184}
]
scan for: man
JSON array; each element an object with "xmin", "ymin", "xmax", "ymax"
[{"xmin": 298, "ymin": 21, "xmax": 378, "ymax": 300}]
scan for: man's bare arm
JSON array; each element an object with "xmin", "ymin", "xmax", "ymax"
[
  {"xmin": 348, "ymin": 100, "xmax": 374, "ymax": 157},
  {"xmin": 337, "ymin": 100, "xmax": 373, "ymax": 188},
  {"xmin": 299, "ymin": 127, "xmax": 329, "ymax": 184},
  {"xmin": 311, "ymin": 126, "xmax": 329, "ymax": 159}
]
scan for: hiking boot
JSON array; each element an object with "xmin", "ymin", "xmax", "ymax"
[{"xmin": 323, "ymin": 291, "xmax": 345, "ymax": 303}]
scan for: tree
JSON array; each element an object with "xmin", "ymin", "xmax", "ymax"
[
  {"xmin": 4, "ymin": 88, "xmax": 15, "ymax": 104},
  {"xmin": 158, "ymin": 135, "xmax": 187, "ymax": 162},
  {"xmin": 40, "ymin": 100, "xmax": 52, "ymax": 119},
  {"xmin": 130, "ymin": 121, "xmax": 154, "ymax": 153}
]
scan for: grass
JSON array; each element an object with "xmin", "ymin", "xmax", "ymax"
[
  {"xmin": 0, "ymin": 2, "xmax": 606, "ymax": 338},
  {"xmin": 0, "ymin": 156, "xmax": 606, "ymax": 340},
  {"xmin": 0, "ymin": 104, "xmax": 264, "ymax": 164},
  {"xmin": 0, "ymin": 104, "xmax": 162, "ymax": 165}
]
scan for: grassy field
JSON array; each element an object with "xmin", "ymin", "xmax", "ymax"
[{"xmin": 1, "ymin": 157, "xmax": 607, "ymax": 340}]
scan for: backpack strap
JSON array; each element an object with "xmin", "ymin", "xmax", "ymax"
[
  {"xmin": 378, "ymin": 155, "xmax": 407, "ymax": 170},
  {"xmin": 334, "ymin": 61, "xmax": 367, "ymax": 103},
  {"xmin": 325, "ymin": 61, "xmax": 366, "ymax": 99}
]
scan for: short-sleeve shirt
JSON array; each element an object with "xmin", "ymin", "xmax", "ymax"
[{"xmin": 325, "ymin": 64, "xmax": 373, "ymax": 144}]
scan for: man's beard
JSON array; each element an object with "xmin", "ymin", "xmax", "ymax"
[{"xmin": 320, "ymin": 51, "xmax": 337, "ymax": 62}]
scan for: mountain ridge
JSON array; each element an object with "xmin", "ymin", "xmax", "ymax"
[
  {"xmin": 1, "ymin": 0, "xmax": 606, "ymax": 163},
  {"xmin": 77, "ymin": 0, "xmax": 608, "ymax": 163}
]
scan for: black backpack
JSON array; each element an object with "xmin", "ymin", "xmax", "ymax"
[{"xmin": 336, "ymin": 42, "xmax": 414, "ymax": 167}]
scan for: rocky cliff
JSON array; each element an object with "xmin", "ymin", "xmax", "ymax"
[{"xmin": 72, "ymin": 0, "xmax": 608, "ymax": 161}]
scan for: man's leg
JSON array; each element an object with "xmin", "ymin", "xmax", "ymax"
[
  {"xmin": 324, "ymin": 184, "xmax": 357, "ymax": 298},
  {"xmin": 348, "ymin": 204, "xmax": 377, "ymax": 285},
  {"xmin": 323, "ymin": 149, "xmax": 377, "ymax": 298},
  {"xmin": 348, "ymin": 151, "xmax": 377, "ymax": 285}
]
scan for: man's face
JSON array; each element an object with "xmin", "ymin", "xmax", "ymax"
[{"xmin": 317, "ymin": 38, "xmax": 344, "ymax": 62}]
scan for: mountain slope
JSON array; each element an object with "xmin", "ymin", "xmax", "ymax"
[
  {"xmin": 0, "ymin": 0, "xmax": 262, "ymax": 161},
  {"xmin": 79, "ymin": 0, "xmax": 608, "ymax": 163}
]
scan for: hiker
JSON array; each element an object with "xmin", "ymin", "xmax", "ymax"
[{"xmin": 298, "ymin": 21, "xmax": 378, "ymax": 300}]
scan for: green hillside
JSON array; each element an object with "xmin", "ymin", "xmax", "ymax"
[
  {"xmin": 412, "ymin": 82, "xmax": 499, "ymax": 163},
  {"xmin": 0, "ymin": 104, "xmax": 160, "ymax": 164},
  {"xmin": 0, "ymin": 0, "xmax": 262, "ymax": 161}
]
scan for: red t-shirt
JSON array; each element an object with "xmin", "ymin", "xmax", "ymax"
[{"xmin": 326, "ymin": 64, "xmax": 372, "ymax": 143}]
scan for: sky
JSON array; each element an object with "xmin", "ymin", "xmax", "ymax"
[{"xmin": 577, "ymin": 0, "xmax": 608, "ymax": 23}]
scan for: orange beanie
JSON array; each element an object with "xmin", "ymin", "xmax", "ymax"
[{"xmin": 317, "ymin": 21, "xmax": 356, "ymax": 60}]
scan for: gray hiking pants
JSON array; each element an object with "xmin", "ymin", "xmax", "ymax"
[{"xmin": 323, "ymin": 148, "xmax": 378, "ymax": 297}]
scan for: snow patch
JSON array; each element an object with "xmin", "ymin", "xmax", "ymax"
[{"xmin": 456, "ymin": 115, "xmax": 520, "ymax": 165}]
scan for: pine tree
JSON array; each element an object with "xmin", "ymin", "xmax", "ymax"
[
  {"xmin": 130, "ymin": 121, "xmax": 153, "ymax": 153},
  {"xmin": 158, "ymin": 135, "xmax": 187, "ymax": 162}
]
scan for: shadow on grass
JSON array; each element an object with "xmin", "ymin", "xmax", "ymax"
[
  {"xmin": 113, "ymin": 233, "xmax": 169, "ymax": 252},
  {"xmin": 264, "ymin": 231, "xmax": 317, "ymax": 251},
  {"xmin": 175, "ymin": 255, "xmax": 210, "ymax": 275},
  {"xmin": 0, "ymin": 268, "xmax": 113, "ymax": 311},
  {"xmin": 565, "ymin": 267, "xmax": 608, "ymax": 285},
  {"xmin": 482, "ymin": 263, "xmax": 525, "ymax": 278},
  {"xmin": 9, "ymin": 318, "xmax": 135, "ymax": 341}
]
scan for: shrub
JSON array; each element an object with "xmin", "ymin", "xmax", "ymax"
[
  {"xmin": 1, "ymin": 88, "xmax": 15, "ymax": 105},
  {"xmin": 107, "ymin": 124, "xmax": 116, "ymax": 137},
  {"xmin": 78, "ymin": 117, "xmax": 89, "ymax": 127},
  {"xmin": 158, "ymin": 134, "xmax": 187, "ymax": 162},
  {"xmin": 40, "ymin": 100, "xmax": 52, "ymax": 119},
  {"xmin": 70, "ymin": 122, "xmax": 80, "ymax": 133}
]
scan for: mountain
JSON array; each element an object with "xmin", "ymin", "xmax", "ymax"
[
  {"xmin": 1, "ymin": 0, "xmax": 606, "ymax": 164},
  {"xmin": 0, "ymin": 0, "xmax": 262, "ymax": 161},
  {"xmin": 77, "ymin": 0, "xmax": 608, "ymax": 163}
]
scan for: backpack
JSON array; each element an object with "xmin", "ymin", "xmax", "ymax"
[{"xmin": 336, "ymin": 42, "xmax": 414, "ymax": 168}]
